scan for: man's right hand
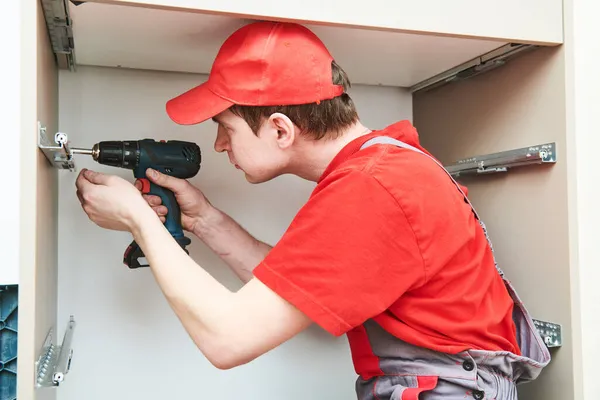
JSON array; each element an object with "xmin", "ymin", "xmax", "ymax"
[
  {"xmin": 135, "ymin": 168, "xmax": 213, "ymax": 235},
  {"xmin": 135, "ymin": 168, "xmax": 272, "ymax": 283}
]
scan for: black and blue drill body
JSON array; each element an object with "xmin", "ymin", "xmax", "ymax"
[{"xmin": 87, "ymin": 139, "xmax": 201, "ymax": 268}]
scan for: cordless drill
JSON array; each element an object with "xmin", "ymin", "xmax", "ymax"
[{"xmin": 72, "ymin": 139, "xmax": 201, "ymax": 269}]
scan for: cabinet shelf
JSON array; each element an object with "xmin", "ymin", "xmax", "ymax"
[{"xmin": 55, "ymin": 0, "xmax": 563, "ymax": 87}]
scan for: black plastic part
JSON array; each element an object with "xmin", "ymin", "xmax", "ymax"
[
  {"xmin": 123, "ymin": 236, "xmax": 192, "ymax": 269},
  {"xmin": 96, "ymin": 141, "xmax": 138, "ymax": 169}
]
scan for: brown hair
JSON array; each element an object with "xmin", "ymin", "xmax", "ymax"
[{"xmin": 229, "ymin": 61, "xmax": 359, "ymax": 140}]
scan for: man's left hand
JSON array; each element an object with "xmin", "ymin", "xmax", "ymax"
[{"xmin": 75, "ymin": 168, "xmax": 151, "ymax": 232}]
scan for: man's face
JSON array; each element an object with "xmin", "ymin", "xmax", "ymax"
[{"xmin": 212, "ymin": 110, "xmax": 290, "ymax": 184}]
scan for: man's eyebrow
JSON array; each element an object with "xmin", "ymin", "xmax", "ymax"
[{"xmin": 211, "ymin": 117, "xmax": 221, "ymax": 124}]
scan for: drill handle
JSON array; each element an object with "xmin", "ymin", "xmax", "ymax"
[
  {"xmin": 148, "ymin": 181, "xmax": 185, "ymax": 239},
  {"xmin": 124, "ymin": 179, "xmax": 191, "ymax": 269}
]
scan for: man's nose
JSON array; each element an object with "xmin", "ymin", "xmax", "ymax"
[{"xmin": 214, "ymin": 131, "xmax": 229, "ymax": 153}]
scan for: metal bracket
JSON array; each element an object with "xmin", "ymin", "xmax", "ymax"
[
  {"xmin": 38, "ymin": 122, "xmax": 76, "ymax": 171},
  {"xmin": 444, "ymin": 142, "xmax": 556, "ymax": 178},
  {"xmin": 36, "ymin": 316, "xmax": 76, "ymax": 388},
  {"xmin": 533, "ymin": 319, "xmax": 562, "ymax": 348},
  {"xmin": 41, "ymin": 0, "xmax": 77, "ymax": 71},
  {"xmin": 410, "ymin": 43, "xmax": 538, "ymax": 93}
]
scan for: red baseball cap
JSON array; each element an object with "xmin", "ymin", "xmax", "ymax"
[{"xmin": 165, "ymin": 21, "xmax": 344, "ymax": 125}]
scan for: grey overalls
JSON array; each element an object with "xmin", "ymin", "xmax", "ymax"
[{"xmin": 351, "ymin": 137, "xmax": 552, "ymax": 399}]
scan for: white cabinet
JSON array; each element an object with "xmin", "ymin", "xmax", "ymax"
[
  {"xmin": 14, "ymin": 0, "xmax": 590, "ymax": 399},
  {"xmin": 56, "ymin": 0, "xmax": 564, "ymax": 88},
  {"xmin": 87, "ymin": 0, "xmax": 564, "ymax": 44}
]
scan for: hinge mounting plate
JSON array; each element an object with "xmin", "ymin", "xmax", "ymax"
[
  {"xmin": 533, "ymin": 319, "xmax": 562, "ymax": 348},
  {"xmin": 38, "ymin": 121, "xmax": 76, "ymax": 171},
  {"xmin": 36, "ymin": 316, "xmax": 76, "ymax": 388}
]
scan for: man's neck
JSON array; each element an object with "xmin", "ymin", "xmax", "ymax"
[{"xmin": 290, "ymin": 121, "xmax": 372, "ymax": 182}]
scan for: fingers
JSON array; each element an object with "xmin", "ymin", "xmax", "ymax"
[
  {"xmin": 75, "ymin": 169, "xmax": 90, "ymax": 191},
  {"xmin": 140, "ymin": 191, "xmax": 167, "ymax": 220},
  {"xmin": 76, "ymin": 189, "xmax": 84, "ymax": 204},
  {"xmin": 81, "ymin": 168, "xmax": 110, "ymax": 185},
  {"xmin": 150, "ymin": 204, "xmax": 167, "ymax": 223},
  {"xmin": 75, "ymin": 170, "xmax": 96, "ymax": 203},
  {"xmin": 76, "ymin": 169, "xmax": 114, "ymax": 194},
  {"xmin": 146, "ymin": 168, "xmax": 188, "ymax": 193},
  {"xmin": 141, "ymin": 193, "xmax": 167, "ymax": 216},
  {"xmin": 152, "ymin": 205, "xmax": 168, "ymax": 216},
  {"xmin": 142, "ymin": 194, "xmax": 162, "ymax": 206}
]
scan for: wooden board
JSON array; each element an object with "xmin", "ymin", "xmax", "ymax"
[{"xmin": 17, "ymin": 0, "xmax": 60, "ymax": 398}]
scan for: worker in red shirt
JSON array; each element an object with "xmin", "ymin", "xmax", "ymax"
[{"xmin": 75, "ymin": 21, "xmax": 550, "ymax": 399}]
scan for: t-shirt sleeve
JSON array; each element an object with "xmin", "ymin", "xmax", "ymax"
[{"xmin": 252, "ymin": 168, "xmax": 426, "ymax": 336}]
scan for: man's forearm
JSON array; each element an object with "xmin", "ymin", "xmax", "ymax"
[
  {"xmin": 129, "ymin": 209, "xmax": 311, "ymax": 369},
  {"xmin": 130, "ymin": 209, "xmax": 240, "ymax": 367},
  {"xmin": 193, "ymin": 206, "xmax": 272, "ymax": 282}
]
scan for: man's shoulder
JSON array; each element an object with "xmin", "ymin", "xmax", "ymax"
[{"xmin": 320, "ymin": 142, "xmax": 443, "ymax": 195}]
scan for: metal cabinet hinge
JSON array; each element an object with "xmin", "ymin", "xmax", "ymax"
[
  {"xmin": 36, "ymin": 316, "xmax": 76, "ymax": 388},
  {"xmin": 532, "ymin": 319, "xmax": 562, "ymax": 348},
  {"xmin": 38, "ymin": 121, "xmax": 76, "ymax": 171}
]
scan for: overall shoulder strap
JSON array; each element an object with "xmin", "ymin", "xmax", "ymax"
[
  {"xmin": 360, "ymin": 136, "xmax": 481, "ymax": 220},
  {"xmin": 359, "ymin": 136, "xmax": 505, "ymax": 278}
]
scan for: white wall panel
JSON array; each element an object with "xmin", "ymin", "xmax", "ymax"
[{"xmin": 55, "ymin": 65, "xmax": 411, "ymax": 400}]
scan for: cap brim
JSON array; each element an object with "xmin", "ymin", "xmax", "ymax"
[{"xmin": 166, "ymin": 82, "xmax": 234, "ymax": 125}]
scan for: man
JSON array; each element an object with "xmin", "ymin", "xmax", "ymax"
[{"xmin": 75, "ymin": 21, "xmax": 550, "ymax": 399}]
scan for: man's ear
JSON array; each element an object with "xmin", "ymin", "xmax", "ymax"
[{"xmin": 267, "ymin": 113, "xmax": 296, "ymax": 149}]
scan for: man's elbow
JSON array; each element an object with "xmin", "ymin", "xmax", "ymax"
[
  {"xmin": 201, "ymin": 338, "xmax": 257, "ymax": 370},
  {"xmin": 209, "ymin": 354, "xmax": 247, "ymax": 370}
]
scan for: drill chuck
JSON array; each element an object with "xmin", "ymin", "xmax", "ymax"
[{"xmin": 93, "ymin": 141, "xmax": 139, "ymax": 169}]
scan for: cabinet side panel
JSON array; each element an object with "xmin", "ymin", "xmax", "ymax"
[
  {"xmin": 18, "ymin": 0, "xmax": 59, "ymax": 399},
  {"xmin": 17, "ymin": 0, "xmax": 38, "ymax": 396},
  {"xmin": 564, "ymin": 0, "xmax": 600, "ymax": 396},
  {"xmin": 413, "ymin": 46, "xmax": 572, "ymax": 400},
  {"xmin": 34, "ymin": 0, "xmax": 60, "ymax": 395}
]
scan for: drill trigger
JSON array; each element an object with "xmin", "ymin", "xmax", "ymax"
[{"xmin": 138, "ymin": 178, "xmax": 151, "ymax": 194}]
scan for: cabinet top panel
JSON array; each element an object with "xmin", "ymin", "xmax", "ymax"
[
  {"xmin": 83, "ymin": 0, "xmax": 563, "ymax": 45},
  {"xmin": 67, "ymin": 1, "xmax": 534, "ymax": 87}
]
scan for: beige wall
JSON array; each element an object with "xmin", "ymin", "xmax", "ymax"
[{"xmin": 413, "ymin": 46, "xmax": 572, "ymax": 399}]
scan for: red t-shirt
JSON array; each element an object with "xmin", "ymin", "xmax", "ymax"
[{"xmin": 253, "ymin": 120, "xmax": 521, "ymax": 366}]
